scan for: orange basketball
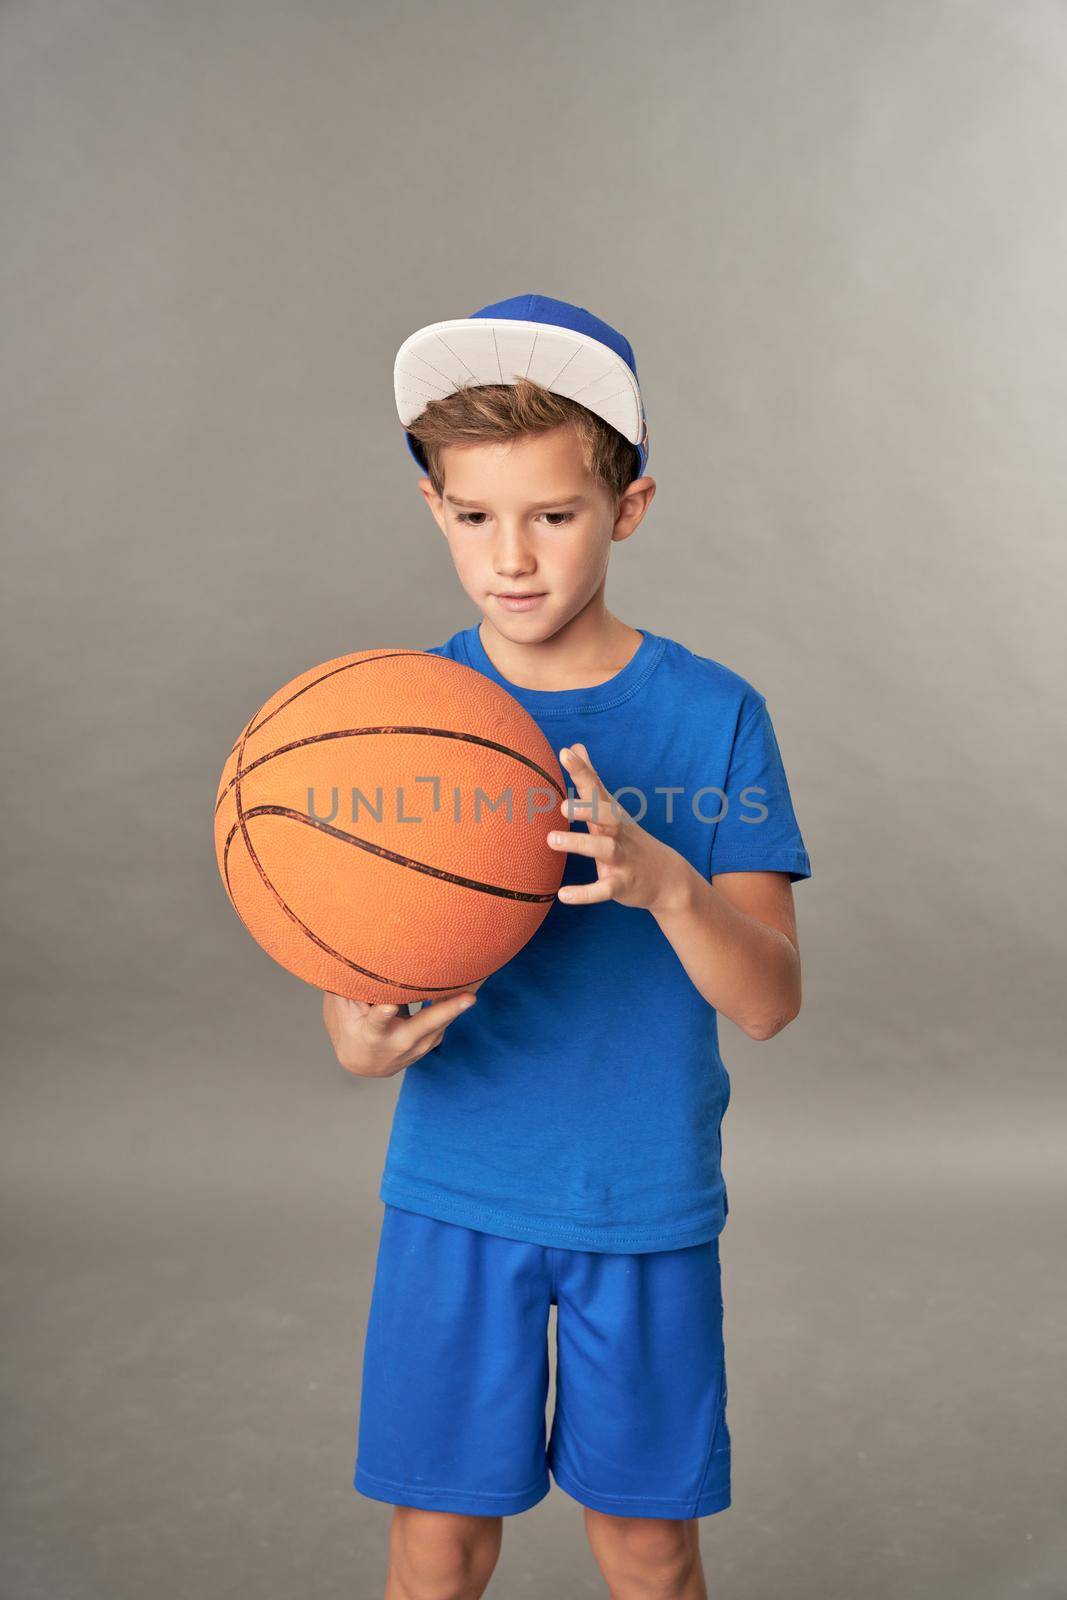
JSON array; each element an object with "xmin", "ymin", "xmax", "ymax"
[{"xmin": 213, "ymin": 647, "xmax": 568, "ymax": 1003}]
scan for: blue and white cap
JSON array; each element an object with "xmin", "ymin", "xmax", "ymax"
[{"xmin": 394, "ymin": 292, "xmax": 650, "ymax": 481}]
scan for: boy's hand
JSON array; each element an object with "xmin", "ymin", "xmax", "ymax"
[
  {"xmin": 323, "ymin": 981, "xmax": 484, "ymax": 1078},
  {"xmin": 548, "ymin": 743, "xmax": 691, "ymax": 915}
]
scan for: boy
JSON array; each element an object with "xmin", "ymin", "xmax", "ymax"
[{"xmin": 323, "ymin": 293, "xmax": 811, "ymax": 1599}]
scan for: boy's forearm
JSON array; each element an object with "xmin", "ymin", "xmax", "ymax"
[{"xmin": 650, "ymin": 855, "xmax": 801, "ymax": 1040}]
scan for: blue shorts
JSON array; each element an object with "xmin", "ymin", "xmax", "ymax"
[{"xmin": 354, "ymin": 1204, "xmax": 731, "ymax": 1520}]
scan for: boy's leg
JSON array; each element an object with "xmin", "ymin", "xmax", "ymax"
[
  {"xmin": 355, "ymin": 1205, "xmax": 553, "ymax": 1516},
  {"xmin": 548, "ymin": 1234, "xmax": 731, "ymax": 1522},
  {"xmin": 582, "ymin": 1507, "xmax": 707, "ymax": 1600},
  {"xmin": 385, "ymin": 1508, "xmax": 503, "ymax": 1600}
]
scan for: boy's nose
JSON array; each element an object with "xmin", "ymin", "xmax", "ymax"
[{"xmin": 492, "ymin": 534, "xmax": 537, "ymax": 572}]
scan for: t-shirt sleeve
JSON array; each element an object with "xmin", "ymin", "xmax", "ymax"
[{"xmin": 706, "ymin": 696, "xmax": 811, "ymax": 882}]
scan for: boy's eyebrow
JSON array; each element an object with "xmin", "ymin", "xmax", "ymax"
[{"xmin": 445, "ymin": 493, "xmax": 590, "ymax": 511}]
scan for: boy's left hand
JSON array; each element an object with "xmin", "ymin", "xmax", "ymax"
[{"xmin": 547, "ymin": 743, "xmax": 690, "ymax": 914}]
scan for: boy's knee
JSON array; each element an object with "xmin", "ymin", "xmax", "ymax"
[
  {"xmin": 388, "ymin": 1507, "xmax": 502, "ymax": 1598},
  {"xmin": 584, "ymin": 1507, "xmax": 697, "ymax": 1577}
]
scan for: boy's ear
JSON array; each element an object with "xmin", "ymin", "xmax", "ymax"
[
  {"xmin": 609, "ymin": 477, "xmax": 656, "ymax": 542},
  {"xmin": 417, "ymin": 477, "xmax": 449, "ymax": 537}
]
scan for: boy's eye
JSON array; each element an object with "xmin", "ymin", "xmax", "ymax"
[{"xmin": 455, "ymin": 512, "xmax": 575, "ymax": 527}]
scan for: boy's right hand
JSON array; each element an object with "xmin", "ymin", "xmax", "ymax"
[{"xmin": 323, "ymin": 982, "xmax": 484, "ymax": 1078}]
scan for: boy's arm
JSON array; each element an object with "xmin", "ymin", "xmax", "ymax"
[
  {"xmin": 650, "ymin": 861, "xmax": 801, "ymax": 1040},
  {"xmin": 550, "ymin": 741, "xmax": 805, "ymax": 1040}
]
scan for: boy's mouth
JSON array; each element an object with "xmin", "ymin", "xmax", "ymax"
[{"xmin": 493, "ymin": 592, "xmax": 547, "ymax": 610}]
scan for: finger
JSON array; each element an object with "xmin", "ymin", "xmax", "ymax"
[
  {"xmin": 365, "ymin": 1002, "xmax": 403, "ymax": 1030},
  {"xmin": 547, "ymin": 829, "xmax": 618, "ymax": 859},
  {"xmin": 558, "ymin": 876, "xmax": 615, "ymax": 904},
  {"xmin": 560, "ymin": 745, "xmax": 614, "ymax": 810},
  {"xmin": 561, "ymin": 744, "xmax": 602, "ymax": 785},
  {"xmin": 560, "ymin": 795, "xmax": 627, "ymax": 825},
  {"xmin": 561, "ymin": 742, "xmax": 601, "ymax": 781},
  {"xmin": 410, "ymin": 992, "xmax": 477, "ymax": 1040}
]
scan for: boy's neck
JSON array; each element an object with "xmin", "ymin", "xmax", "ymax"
[{"xmin": 476, "ymin": 599, "xmax": 644, "ymax": 692}]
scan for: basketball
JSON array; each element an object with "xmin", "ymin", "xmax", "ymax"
[{"xmin": 213, "ymin": 648, "xmax": 568, "ymax": 1003}]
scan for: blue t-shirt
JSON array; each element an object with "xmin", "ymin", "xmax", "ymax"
[{"xmin": 378, "ymin": 624, "xmax": 811, "ymax": 1253}]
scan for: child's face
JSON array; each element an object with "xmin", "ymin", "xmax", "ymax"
[{"xmin": 418, "ymin": 424, "xmax": 651, "ymax": 641}]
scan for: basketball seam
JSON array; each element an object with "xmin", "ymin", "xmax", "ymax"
[
  {"xmin": 215, "ymin": 725, "xmax": 565, "ymax": 817},
  {"xmin": 222, "ymin": 820, "xmax": 478, "ymax": 993},
  {"xmin": 238, "ymin": 804, "xmax": 557, "ymax": 902},
  {"xmin": 226, "ymin": 651, "xmax": 426, "ymax": 758}
]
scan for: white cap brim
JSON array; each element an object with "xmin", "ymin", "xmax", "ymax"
[{"xmin": 394, "ymin": 317, "xmax": 645, "ymax": 451}]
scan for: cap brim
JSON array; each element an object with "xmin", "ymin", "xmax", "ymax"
[{"xmin": 394, "ymin": 317, "xmax": 645, "ymax": 453}]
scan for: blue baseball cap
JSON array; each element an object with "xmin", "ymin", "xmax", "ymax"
[{"xmin": 393, "ymin": 292, "xmax": 650, "ymax": 481}]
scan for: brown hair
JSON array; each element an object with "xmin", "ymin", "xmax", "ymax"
[{"xmin": 405, "ymin": 377, "xmax": 640, "ymax": 508}]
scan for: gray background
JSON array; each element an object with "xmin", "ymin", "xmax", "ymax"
[{"xmin": 3, "ymin": 1, "xmax": 1065, "ymax": 1596}]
